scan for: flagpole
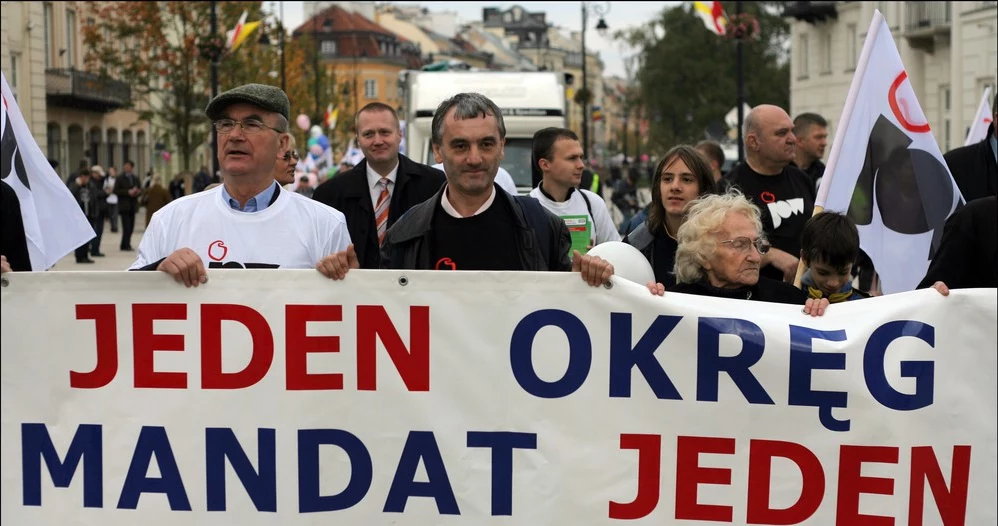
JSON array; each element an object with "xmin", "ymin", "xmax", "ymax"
[
  {"xmin": 793, "ymin": 9, "xmax": 885, "ymax": 287},
  {"xmin": 814, "ymin": 9, "xmax": 884, "ymax": 208},
  {"xmin": 210, "ymin": 0, "xmax": 220, "ymax": 182},
  {"xmin": 735, "ymin": 0, "xmax": 745, "ymax": 164}
]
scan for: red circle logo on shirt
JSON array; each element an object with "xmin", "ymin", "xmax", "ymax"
[
  {"xmin": 760, "ymin": 191, "xmax": 776, "ymax": 204},
  {"xmin": 208, "ymin": 240, "xmax": 228, "ymax": 261},
  {"xmin": 435, "ymin": 257, "xmax": 457, "ymax": 270}
]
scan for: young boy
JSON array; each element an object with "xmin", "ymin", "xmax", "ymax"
[{"xmin": 799, "ymin": 211, "xmax": 870, "ymax": 302}]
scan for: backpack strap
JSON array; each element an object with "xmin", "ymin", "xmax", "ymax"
[{"xmin": 579, "ymin": 189, "xmax": 594, "ymax": 220}]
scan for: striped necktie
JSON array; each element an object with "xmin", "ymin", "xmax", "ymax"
[{"xmin": 375, "ymin": 177, "xmax": 391, "ymax": 245}]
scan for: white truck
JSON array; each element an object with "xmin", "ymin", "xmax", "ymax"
[{"xmin": 399, "ymin": 70, "xmax": 569, "ymax": 194}]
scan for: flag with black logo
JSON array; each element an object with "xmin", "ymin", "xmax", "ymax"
[
  {"xmin": 1, "ymin": 71, "xmax": 94, "ymax": 271},
  {"xmin": 817, "ymin": 10, "xmax": 963, "ymax": 294}
]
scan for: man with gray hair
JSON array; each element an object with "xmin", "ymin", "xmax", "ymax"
[
  {"xmin": 129, "ymin": 83, "xmax": 352, "ymax": 285},
  {"xmin": 727, "ymin": 104, "xmax": 816, "ymax": 283},
  {"xmin": 320, "ymin": 92, "xmax": 615, "ymax": 286}
]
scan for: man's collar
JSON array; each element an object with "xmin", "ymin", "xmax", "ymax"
[
  {"xmin": 366, "ymin": 159, "xmax": 399, "ymax": 189},
  {"xmin": 440, "ymin": 184, "xmax": 496, "ymax": 218},
  {"xmin": 538, "ymin": 181, "xmax": 576, "ymax": 202}
]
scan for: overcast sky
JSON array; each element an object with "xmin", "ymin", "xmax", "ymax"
[{"xmin": 275, "ymin": 2, "xmax": 680, "ymax": 78}]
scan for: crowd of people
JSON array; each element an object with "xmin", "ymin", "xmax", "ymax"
[{"xmin": 2, "ymin": 82, "xmax": 995, "ymax": 306}]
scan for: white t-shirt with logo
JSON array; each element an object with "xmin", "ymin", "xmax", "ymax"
[
  {"xmin": 130, "ymin": 185, "xmax": 351, "ymax": 270},
  {"xmin": 528, "ymin": 186, "xmax": 621, "ymax": 246}
]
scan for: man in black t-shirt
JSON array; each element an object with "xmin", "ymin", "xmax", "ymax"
[{"xmin": 728, "ymin": 104, "xmax": 816, "ymax": 283}]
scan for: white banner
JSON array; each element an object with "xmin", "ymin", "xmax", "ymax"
[{"xmin": 2, "ymin": 271, "xmax": 996, "ymax": 525}]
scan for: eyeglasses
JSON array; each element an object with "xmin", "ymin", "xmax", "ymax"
[
  {"xmin": 213, "ymin": 118, "xmax": 283, "ymax": 135},
  {"xmin": 718, "ymin": 236, "xmax": 771, "ymax": 255},
  {"xmin": 284, "ymin": 150, "xmax": 300, "ymax": 161}
]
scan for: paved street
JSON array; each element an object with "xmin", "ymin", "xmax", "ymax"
[{"xmin": 53, "ymin": 208, "xmax": 147, "ymax": 271}]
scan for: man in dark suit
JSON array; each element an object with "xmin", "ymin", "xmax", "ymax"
[
  {"xmin": 313, "ymin": 102, "xmax": 445, "ymax": 268},
  {"xmin": 113, "ymin": 160, "xmax": 142, "ymax": 251},
  {"xmin": 944, "ymin": 90, "xmax": 997, "ymax": 202}
]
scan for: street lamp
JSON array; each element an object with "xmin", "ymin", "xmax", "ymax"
[{"xmin": 580, "ymin": 1, "xmax": 609, "ymax": 160}]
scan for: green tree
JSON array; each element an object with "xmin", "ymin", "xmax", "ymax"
[{"xmin": 615, "ymin": 2, "xmax": 790, "ymax": 151}]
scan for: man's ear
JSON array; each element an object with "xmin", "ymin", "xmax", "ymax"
[
  {"xmin": 538, "ymin": 157, "xmax": 550, "ymax": 173},
  {"xmin": 432, "ymin": 143, "xmax": 443, "ymax": 164}
]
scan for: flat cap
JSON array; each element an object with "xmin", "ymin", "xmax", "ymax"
[{"xmin": 205, "ymin": 83, "xmax": 290, "ymax": 121}]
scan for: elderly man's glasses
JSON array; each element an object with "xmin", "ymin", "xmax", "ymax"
[
  {"xmin": 213, "ymin": 118, "xmax": 282, "ymax": 135},
  {"xmin": 284, "ymin": 150, "xmax": 300, "ymax": 161},
  {"xmin": 719, "ymin": 237, "xmax": 771, "ymax": 255}
]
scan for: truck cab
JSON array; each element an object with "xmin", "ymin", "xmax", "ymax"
[{"xmin": 400, "ymin": 70, "xmax": 568, "ymax": 195}]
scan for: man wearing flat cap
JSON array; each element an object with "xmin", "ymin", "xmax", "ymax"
[{"xmin": 129, "ymin": 83, "xmax": 353, "ymax": 286}]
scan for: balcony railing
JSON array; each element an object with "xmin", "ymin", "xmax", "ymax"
[
  {"xmin": 904, "ymin": 2, "xmax": 951, "ymax": 34},
  {"xmin": 45, "ymin": 68, "xmax": 131, "ymax": 112}
]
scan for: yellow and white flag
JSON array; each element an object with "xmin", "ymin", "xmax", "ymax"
[
  {"xmin": 694, "ymin": 1, "xmax": 727, "ymax": 36},
  {"xmin": 226, "ymin": 10, "xmax": 261, "ymax": 52}
]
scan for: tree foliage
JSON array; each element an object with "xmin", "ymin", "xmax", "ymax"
[
  {"xmin": 82, "ymin": 1, "xmax": 343, "ymax": 169},
  {"xmin": 614, "ymin": 1, "xmax": 790, "ymax": 152}
]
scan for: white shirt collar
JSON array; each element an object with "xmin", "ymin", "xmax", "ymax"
[
  {"xmin": 366, "ymin": 160, "xmax": 399, "ymax": 189},
  {"xmin": 440, "ymin": 184, "xmax": 496, "ymax": 218}
]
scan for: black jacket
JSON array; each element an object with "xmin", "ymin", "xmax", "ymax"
[
  {"xmin": 312, "ymin": 155, "xmax": 445, "ymax": 269},
  {"xmin": 379, "ymin": 184, "xmax": 571, "ymax": 271},
  {"xmin": 917, "ymin": 196, "xmax": 997, "ymax": 290},
  {"xmin": 113, "ymin": 172, "xmax": 142, "ymax": 213},
  {"xmin": 944, "ymin": 125, "xmax": 997, "ymax": 202},
  {"xmin": 670, "ymin": 276, "xmax": 808, "ymax": 305},
  {"xmin": 1, "ymin": 180, "xmax": 30, "ymax": 271}
]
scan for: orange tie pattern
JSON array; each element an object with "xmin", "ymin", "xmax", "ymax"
[{"xmin": 375, "ymin": 178, "xmax": 390, "ymax": 245}]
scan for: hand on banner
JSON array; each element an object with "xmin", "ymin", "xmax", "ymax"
[
  {"xmin": 803, "ymin": 297, "xmax": 830, "ymax": 317},
  {"xmin": 316, "ymin": 244, "xmax": 359, "ymax": 280},
  {"xmin": 647, "ymin": 281, "xmax": 665, "ymax": 296},
  {"xmin": 765, "ymin": 247, "xmax": 801, "ymax": 282},
  {"xmin": 1, "ymin": 255, "xmax": 10, "ymax": 274},
  {"xmin": 572, "ymin": 250, "xmax": 614, "ymax": 287},
  {"xmin": 931, "ymin": 281, "xmax": 950, "ymax": 296},
  {"xmin": 157, "ymin": 248, "xmax": 208, "ymax": 287}
]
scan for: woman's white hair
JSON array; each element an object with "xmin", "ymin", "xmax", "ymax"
[{"xmin": 673, "ymin": 190, "xmax": 764, "ymax": 284}]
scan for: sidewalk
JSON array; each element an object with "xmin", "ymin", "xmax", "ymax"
[{"xmin": 54, "ymin": 208, "xmax": 147, "ymax": 271}]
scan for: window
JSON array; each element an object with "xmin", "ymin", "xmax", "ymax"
[
  {"xmin": 845, "ymin": 24, "xmax": 857, "ymax": 70},
  {"xmin": 320, "ymin": 39, "xmax": 337, "ymax": 56},
  {"xmin": 364, "ymin": 79, "xmax": 377, "ymax": 99},
  {"xmin": 820, "ymin": 33, "xmax": 832, "ymax": 74},
  {"xmin": 798, "ymin": 34, "xmax": 809, "ymax": 78},
  {"xmin": 941, "ymin": 84, "xmax": 951, "ymax": 151},
  {"xmin": 66, "ymin": 9, "xmax": 77, "ymax": 68},
  {"xmin": 9, "ymin": 54, "xmax": 19, "ymax": 99},
  {"xmin": 44, "ymin": 3, "xmax": 52, "ymax": 68}
]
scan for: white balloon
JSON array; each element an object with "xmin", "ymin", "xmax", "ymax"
[{"xmin": 586, "ymin": 241, "xmax": 655, "ymax": 285}]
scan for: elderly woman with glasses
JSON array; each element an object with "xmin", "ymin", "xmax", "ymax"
[
  {"xmin": 649, "ymin": 191, "xmax": 829, "ymax": 316},
  {"xmin": 276, "ymin": 133, "xmax": 300, "ymax": 186}
]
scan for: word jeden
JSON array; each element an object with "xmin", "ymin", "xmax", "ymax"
[{"xmin": 70, "ymin": 303, "xmax": 430, "ymax": 391}]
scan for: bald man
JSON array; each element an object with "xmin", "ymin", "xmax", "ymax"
[{"xmin": 727, "ymin": 104, "xmax": 816, "ymax": 283}]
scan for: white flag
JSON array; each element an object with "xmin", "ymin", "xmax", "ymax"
[
  {"xmin": 964, "ymin": 85, "xmax": 993, "ymax": 146},
  {"xmin": 816, "ymin": 10, "xmax": 963, "ymax": 294},
  {"xmin": 1, "ymin": 71, "xmax": 95, "ymax": 271}
]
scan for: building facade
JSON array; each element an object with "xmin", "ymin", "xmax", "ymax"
[
  {"xmin": 787, "ymin": 1, "xmax": 997, "ymax": 155},
  {"xmin": 1, "ymin": 1, "xmax": 151, "ymax": 179}
]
